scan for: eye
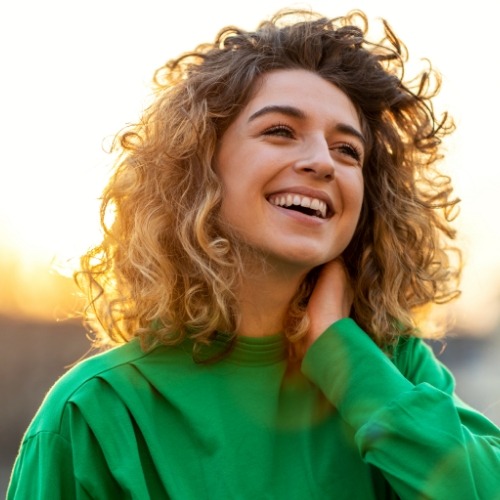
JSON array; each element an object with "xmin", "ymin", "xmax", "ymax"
[
  {"xmin": 333, "ymin": 143, "xmax": 363, "ymax": 165},
  {"xmin": 262, "ymin": 123, "xmax": 295, "ymax": 139}
]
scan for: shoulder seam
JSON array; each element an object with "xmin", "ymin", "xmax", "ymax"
[
  {"xmin": 59, "ymin": 342, "xmax": 155, "ymax": 404},
  {"xmin": 26, "ymin": 341, "xmax": 158, "ymax": 437},
  {"xmin": 21, "ymin": 429, "xmax": 71, "ymax": 447}
]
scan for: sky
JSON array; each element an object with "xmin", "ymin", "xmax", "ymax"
[{"xmin": 1, "ymin": 0, "xmax": 499, "ymax": 332}]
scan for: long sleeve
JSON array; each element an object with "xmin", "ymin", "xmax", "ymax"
[
  {"xmin": 301, "ymin": 318, "xmax": 500, "ymax": 500},
  {"xmin": 7, "ymin": 432, "xmax": 77, "ymax": 499},
  {"xmin": 7, "ymin": 378, "xmax": 155, "ymax": 500}
]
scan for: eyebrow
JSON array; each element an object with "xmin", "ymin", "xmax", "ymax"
[
  {"xmin": 248, "ymin": 105, "xmax": 306, "ymax": 122},
  {"xmin": 335, "ymin": 123, "xmax": 366, "ymax": 146},
  {"xmin": 247, "ymin": 104, "xmax": 366, "ymax": 145}
]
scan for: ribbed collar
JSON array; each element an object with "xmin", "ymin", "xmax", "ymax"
[{"xmin": 196, "ymin": 332, "xmax": 288, "ymax": 366}]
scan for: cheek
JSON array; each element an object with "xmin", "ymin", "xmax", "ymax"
[
  {"xmin": 341, "ymin": 170, "xmax": 364, "ymax": 211},
  {"xmin": 356, "ymin": 180, "xmax": 365, "ymax": 213}
]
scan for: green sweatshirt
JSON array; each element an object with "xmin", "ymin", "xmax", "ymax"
[{"xmin": 7, "ymin": 319, "xmax": 500, "ymax": 499}]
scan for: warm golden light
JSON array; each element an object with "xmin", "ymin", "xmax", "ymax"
[{"xmin": 1, "ymin": 0, "xmax": 499, "ymax": 333}]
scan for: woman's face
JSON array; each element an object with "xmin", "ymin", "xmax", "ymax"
[{"xmin": 215, "ymin": 69, "xmax": 365, "ymax": 273}]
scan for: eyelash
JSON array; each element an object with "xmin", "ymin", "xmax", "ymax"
[
  {"xmin": 262, "ymin": 123, "xmax": 363, "ymax": 164},
  {"xmin": 262, "ymin": 123, "xmax": 295, "ymax": 138},
  {"xmin": 336, "ymin": 143, "xmax": 362, "ymax": 163}
]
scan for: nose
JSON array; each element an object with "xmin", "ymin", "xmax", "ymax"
[{"xmin": 292, "ymin": 137, "xmax": 335, "ymax": 181}]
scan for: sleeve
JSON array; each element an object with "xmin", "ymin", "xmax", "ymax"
[
  {"xmin": 301, "ymin": 318, "xmax": 500, "ymax": 500},
  {"xmin": 7, "ymin": 432, "xmax": 77, "ymax": 499},
  {"xmin": 7, "ymin": 378, "xmax": 148, "ymax": 499}
]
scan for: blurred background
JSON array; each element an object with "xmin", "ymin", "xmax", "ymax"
[{"xmin": 1, "ymin": 0, "xmax": 499, "ymax": 494}]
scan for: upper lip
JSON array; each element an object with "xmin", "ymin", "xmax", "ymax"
[{"xmin": 266, "ymin": 186, "xmax": 335, "ymax": 216}]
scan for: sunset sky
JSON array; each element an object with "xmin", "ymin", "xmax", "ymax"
[{"xmin": 1, "ymin": 0, "xmax": 499, "ymax": 332}]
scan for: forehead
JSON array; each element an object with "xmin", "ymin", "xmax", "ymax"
[{"xmin": 240, "ymin": 69, "xmax": 361, "ymax": 128}]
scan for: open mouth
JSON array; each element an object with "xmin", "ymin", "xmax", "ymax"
[{"xmin": 267, "ymin": 193, "xmax": 332, "ymax": 219}]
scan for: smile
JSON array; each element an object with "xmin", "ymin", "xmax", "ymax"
[{"xmin": 267, "ymin": 193, "xmax": 331, "ymax": 219}]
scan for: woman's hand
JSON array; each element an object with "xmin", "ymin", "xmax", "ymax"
[{"xmin": 306, "ymin": 258, "xmax": 354, "ymax": 348}]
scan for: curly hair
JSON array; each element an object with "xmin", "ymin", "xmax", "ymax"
[{"xmin": 76, "ymin": 9, "xmax": 461, "ymax": 356}]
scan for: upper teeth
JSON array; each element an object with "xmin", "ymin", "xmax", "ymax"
[{"xmin": 268, "ymin": 193, "xmax": 328, "ymax": 219}]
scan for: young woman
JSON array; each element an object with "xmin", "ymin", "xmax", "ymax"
[{"xmin": 8, "ymin": 9, "xmax": 500, "ymax": 499}]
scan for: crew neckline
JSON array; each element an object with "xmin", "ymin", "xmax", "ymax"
[{"xmin": 199, "ymin": 331, "xmax": 288, "ymax": 365}]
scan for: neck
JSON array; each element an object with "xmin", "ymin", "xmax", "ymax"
[{"xmin": 235, "ymin": 259, "xmax": 308, "ymax": 338}]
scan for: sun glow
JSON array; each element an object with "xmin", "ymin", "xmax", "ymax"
[{"xmin": 1, "ymin": 0, "xmax": 499, "ymax": 333}]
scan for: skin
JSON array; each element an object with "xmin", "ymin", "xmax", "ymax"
[{"xmin": 215, "ymin": 69, "xmax": 365, "ymax": 345}]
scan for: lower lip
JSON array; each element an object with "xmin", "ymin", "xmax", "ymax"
[{"xmin": 268, "ymin": 202, "xmax": 330, "ymax": 226}]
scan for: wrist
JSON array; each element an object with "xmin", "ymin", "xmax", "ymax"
[{"xmin": 308, "ymin": 314, "xmax": 346, "ymax": 346}]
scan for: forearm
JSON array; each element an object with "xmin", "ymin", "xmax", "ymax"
[{"xmin": 302, "ymin": 319, "xmax": 500, "ymax": 499}]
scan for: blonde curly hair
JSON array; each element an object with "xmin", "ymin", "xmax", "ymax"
[{"xmin": 76, "ymin": 9, "xmax": 461, "ymax": 357}]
